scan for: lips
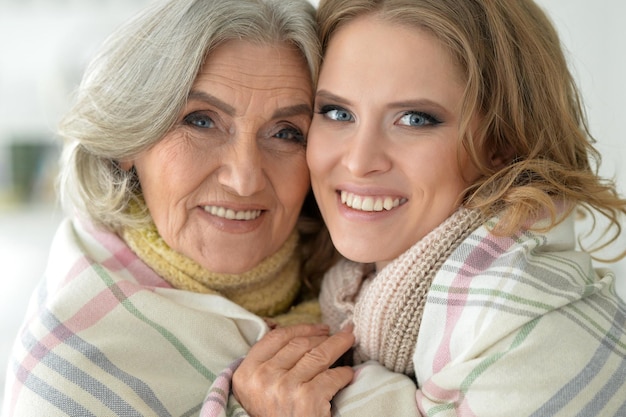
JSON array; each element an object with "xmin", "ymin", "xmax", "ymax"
[
  {"xmin": 340, "ymin": 190, "xmax": 407, "ymax": 212},
  {"xmin": 203, "ymin": 205, "xmax": 262, "ymax": 220}
]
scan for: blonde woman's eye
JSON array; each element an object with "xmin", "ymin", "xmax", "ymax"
[
  {"xmin": 317, "ymin": 105, "xmax": 354, "ymax": 122},
  {"xmin": 398, "ymin": 111, "xmax": 441, "ymax": 127}
]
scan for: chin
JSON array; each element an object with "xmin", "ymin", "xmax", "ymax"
[
  {"xmin": 187, "ymin": 242, "xmax": 265, "ymax": 274},
  {"xmin": 335, "ymin": 244, "xmax": 376, "ymax": 265},
  {"xmin": 190, "ymin": 251, "xmax": 258, "ymax": 274}
]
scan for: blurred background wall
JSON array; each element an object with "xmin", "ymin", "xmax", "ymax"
[
  {"xmin": 0, "ymin": 0, "xmax": 157, "ymax": 409},
  {"xmin": 1, "ymin": 0, "xmax": 625, "ymax": 409}
]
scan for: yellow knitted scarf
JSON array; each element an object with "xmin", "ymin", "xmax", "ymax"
[{"xmin": 122, "ymin": 220, "xmax": 319, "ymax": 323}]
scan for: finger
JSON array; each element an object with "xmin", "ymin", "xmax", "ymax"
[
  {"xmin": 311, "ymin": 366, "xmax": 355, "ymax": 401},
  {"xmin": 292, "ymin": 328, "xmax": 355, "ymax": 381},
  {"xmin": 289, "ymin": 367, "xmax": 354, "ymax": 417},
  {"xmin": 263, "ymin": 335, "xmax": 331, "ymax": 371},
  {"xmin": 247, "ymin": 324, "xmax": 330, "ymax": 363}
]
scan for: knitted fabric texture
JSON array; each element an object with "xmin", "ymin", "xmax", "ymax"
[
  {"xmin": 320, "ymin": 207, "xmax": 483, "ymax": 376},
  {"xmin": 122, "ymin": 222, "xmax": 302, "ymax": 318}
]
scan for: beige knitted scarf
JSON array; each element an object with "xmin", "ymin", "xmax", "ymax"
[
  {"xmin": 122, "ymin": 221, "xmax": 314, "ymax": 321},
  {"xmin": 320, "ymin": 207, "xmax": 483, "ymax": 376}
]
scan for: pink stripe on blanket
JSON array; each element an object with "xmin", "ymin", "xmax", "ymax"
[
  {"xmin": 8, "ymin": 278, "xmax": 148, "ymax": 413},
  {"xmin": 22, "ymin": 279, "xmax": 142, "ymax": 367},
  {"xmin": 5, "ymin": 256, "xmax": 99, "ymax": 412},
  {"xmin": 19, "ymin": 256, "xmax": 91, "ymax": 333},
  {"xmin": 419, "ymin": 379, "xmax": 462, "ymax": 403},
  {"xmin": 61, "ymin": 279, "xmax": 143, "ymax": 332},
  {"xmin": 10, "ymin": 278, "xmax": 143, "ymax": 403},
  {"xmin": 201, "ymin": 358, "xmax": 244, "ymax": 417},
  {"xmin": 417, "ymin": 381, "xmax": 477, "ymax": 417},
  {"xmin": 101, "ymin": 246, "xmax": 169, "ymax": 288},
  {"xmin": 60, "ymin": 256, "xmax": 92, "ymax": 290},
  {"xmin": 84, "ymin": 219, "xmax": 171, "ymax": 288},
  {"xmin": 7, "ymin": 364, "xmax": 27, "ymax": 416},
  {"xmin": 432, "ymin": 232, "xmax": 515, "ymax": 373}
]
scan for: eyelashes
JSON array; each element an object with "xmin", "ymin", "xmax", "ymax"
[
  {"xmin": 184, "ymin": 111, "xmax": 216, "ymax": 128},
  {"xmin": 315, "ymin": 104, "xmax": 443, "ymax": 127},
  {"xmin": 273, "ymin": 125, "xmax": 306, "ymax": 145},
  {"xmin": 397, "ymin": 111, "xmax": 442, "ymax": 127},
  {"xmin": 316, "ymin": 105, "xmax": 354, "ymax": 122},
  {"xmin": 182, "ymin": 111, "xmax": 306, "ymax": 146}
]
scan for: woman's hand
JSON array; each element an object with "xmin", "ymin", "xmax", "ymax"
[{"xmin": 233, "ymin": 323, "xmax": 355, "ymax": 417}]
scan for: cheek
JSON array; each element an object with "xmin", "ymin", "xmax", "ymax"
[
  {"xmin": 275, "ymin": 156, "xmax": 310, "ymax": 211},
  {"xmin": 405, "ymin": 142, "xmax": 468, "ymax": 199},
  {"xmin": 134, "ymin": 156, "xmax": 163, "ymax": 207},
  {"xmin": 306, "ymin": 127, "xmax": 334, "ymax": 181},
  {"xmin": 455, "ymin": 146, "xmax": 483, "ymax": 187},
  {"xmin": 134, "ymin": 141, "xmax": 203, "ymax": 223},
  {"xmin": 137, "ymin": 157, "xmax": 192, "ymax": 205},
  {"xmin": 137, "ymin": 167, "xmax": 178, "ymax": 229}
]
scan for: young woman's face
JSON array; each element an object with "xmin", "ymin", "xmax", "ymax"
[
  {"xmin": 130, "ymin": 40, "xmax": 312, "ymax": 274},
  {"xmin": 307, "ymin": 16, "xmax": 480, "ymax": 270}
]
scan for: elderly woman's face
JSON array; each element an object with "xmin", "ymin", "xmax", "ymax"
[{"xmin": 131, "ymin": 40, "xmax": 312, "ymax": 273}]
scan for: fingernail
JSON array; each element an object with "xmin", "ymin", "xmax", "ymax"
[
  {"xmin": 340, "ymin": 322, "xmax": 354, "ymax": 333},
  {"xmin": 316, "ymin": 324, "xmax": 330, "ymax": 332}
]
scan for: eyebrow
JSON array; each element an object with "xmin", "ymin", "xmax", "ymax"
[
  {"xmin": 315, "ymin": 89, "xmax": 451, "ymax": 115},
  {"xmin": 315, "ymin": 90, "xmax": 351, "ymax": 106},
  {"xmin": 188, "ymin": 90, "xmax": 312, "ymax": 119},
  {"xmin": 188, "ymin": 91, "xmax": 236, "ymax": 115}
]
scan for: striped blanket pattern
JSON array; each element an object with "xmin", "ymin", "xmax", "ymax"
[
  {"xmin": 3, "ymin": 213, "xmax": 625, "ymax": 416},
  {"xmin": 2, "ymin": 218, "xmax": 264, "ymax": 416},
  {"xmin": 2, "ymin": 218, "xmax": 420, "ymax": 416},
  {"xmin": 330, "ymin": 214, "xmax": 626, "ymax": 416}
]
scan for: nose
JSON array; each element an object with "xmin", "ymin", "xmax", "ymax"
[
  {"xmin": 217, "ymin": 131, "xmax": 266, "ymax": 196},
  {"xmin": 342, "ymin": 125, "xmax": 391, "ymax": 177}
]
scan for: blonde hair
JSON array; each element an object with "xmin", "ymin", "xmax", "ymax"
[
  {"xmin": 59, "ymin": 0, "xmax": 335, "ymax": 287},
  {"xmin": 318, "ymin": 0, "xmax": 626, "ymax": 260}
]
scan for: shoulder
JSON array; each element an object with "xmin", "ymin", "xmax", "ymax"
[{"xmin": 415, "ymin": 211, "xmax": 626, "ymax": 382}]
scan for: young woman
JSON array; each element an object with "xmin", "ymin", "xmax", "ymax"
[{"xmin": 233, "ymin": 0, "xmax": 626, "ymax": 416}]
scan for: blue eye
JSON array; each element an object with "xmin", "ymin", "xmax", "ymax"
[
  {"xmin": 184, "ymin": 112, "xmax": 215, "ymax": 128},
  {"xmin": 318, "ymin": 105, "xmax": 354, "ymax": 122},
  {"xmin": 275, "ymin": 127, "xmax": 306, "ymax": 144},
  {"xmin": 398, "ymin": 111, "xmax": 441, "ymax": 127}
]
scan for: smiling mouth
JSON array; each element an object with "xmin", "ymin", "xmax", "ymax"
[
  {"xmin": 203, "ymin": 205, "xmax": 263, "ymax": 220},
  {"xmin": 340, "ymin": 191, "xmax": 407, "ymax": 212}
]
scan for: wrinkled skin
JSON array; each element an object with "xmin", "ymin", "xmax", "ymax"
[{"xmin": 233, "ymin": 324, "xmax": 355, "ymax": 417}]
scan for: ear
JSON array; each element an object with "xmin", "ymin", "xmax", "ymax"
[
  {"xmin": 118, "ymin": 159, "xmax": 134, "ymax": 171},
  {"xmin": 489, "ymin": 146, "xmax": 515, "ymax": 170}
]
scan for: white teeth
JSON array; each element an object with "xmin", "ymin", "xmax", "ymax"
[
  {"xmin": 204, "ymin": 205, "xmax": 262, "ymax": 220},
  {"xmin": 340, "ymin": 191, "xmax": 406, "ymax": 212},
  {"xmin": 383, "ymin": 197, "xmax": 396, "ymax": 211},
  {"xmin": 361, "ymin": 197, "xmax": 374, "ymax": 211}
]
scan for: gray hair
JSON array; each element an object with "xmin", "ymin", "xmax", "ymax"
[{"xmin": 58, "ymin": 0, "xmax": 320, "ymax": 231}]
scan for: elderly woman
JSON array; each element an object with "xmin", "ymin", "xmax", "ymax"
[{"xmin": 1, "ymin": 0, "xmax": 352, "ymax": 416}]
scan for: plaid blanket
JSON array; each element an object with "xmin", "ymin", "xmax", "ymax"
[
  {"xmin": 330, "ymin": 213, "xmax": 626, "ymax": 416},
  {"xmin": 1, "ymin": 218, "xmax": 419, "ymax": 417},
  {"xmin": 2, "ymin": 218, "xmax": 268, "ymax": 416},
  {"xmin": 3, "ymin": 214, "xmax": 625, "ymax": 416}
]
